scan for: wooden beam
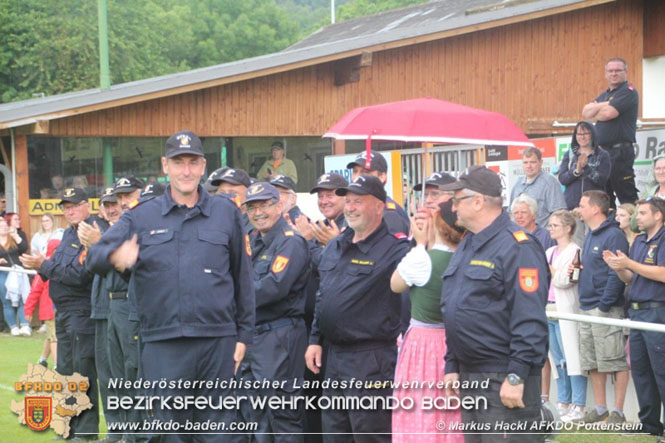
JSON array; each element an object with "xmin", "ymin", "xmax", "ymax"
[
  {"xmin": 14, "ymin": 120, "xmax": 49, "ymax": 135},
  {"xmin": 14, "ymin": 134, "xmax": 31, "ymax": 239},
  {"xmin": 0, "ymin": 0, "xmax": 613, "ymax": 130}
]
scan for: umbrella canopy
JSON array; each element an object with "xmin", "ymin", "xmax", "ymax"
[{"xmin": 324, "ymin": 97, "xmax": 533, "ymax": 147}]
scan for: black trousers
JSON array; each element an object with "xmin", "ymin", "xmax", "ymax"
[
  {"xmin": 238, "ymin": 319, "xmax": 307, "ymax": 443},
  {"xmin": 629, "ymin": 307, "xmax": 665, "ymax": 436},
  {"xmin": 56, "ymin": 309, "xmax": 99, "ymax": 437},
  {"xmin": 604, "ymin": 143, "xmax": 639, "ymax": 206},
  {"xmin": 109, "ymin": 299, "xmax": 148, "ymax": 442},
  {"xmin": 320, "ymin": 343, "xmax": 396, "ymax": 443},
  {"xmin": 460, "ymin": 372, "xmax": 543, "ymax": 443},
  {"xmin": 95, "ymin": 319, "xmax": 123, "ymax": 440}
]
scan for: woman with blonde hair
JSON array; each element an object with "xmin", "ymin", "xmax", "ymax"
[
  {"xmin": 545, "ymin": 209, "xmax": 587, "ymax": 422},
  {"xmin": 30, "ymin": 213, "xmax": 64, "ymax": 255},
  {"xmin": 390, "ymin": 200, "xmax": 465, "ymax": 442},
  {"xmin": 615, "ymin": 203, "xmax": 636, "ymax": 247}
]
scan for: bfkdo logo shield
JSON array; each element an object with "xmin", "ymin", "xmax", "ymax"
[{"xmin": 25, "ymin": 397, "xmax": 52, "ymax": 431}]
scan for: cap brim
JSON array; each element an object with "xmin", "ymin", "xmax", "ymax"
[
  {"xmin": 243, "ymin": 195, "xmax": 275, "ymax": 204},
  {"xmin": 335, "ymin": 187, "xmax": 370, "ymax": 197},
  {"xmin": 59, "ymin": 197, "xmax": 84, "ymax": 205},
  {"xmin": 113, "ymin": 186, "xmax": 141, "ymax": 194},
  {"xmin": 439, "ymin": 181, "xmax": 465, "ymax": 192},
  {"xmin": 212, "ymin": 177, "xmax": 241, "ymax": 186},
  {"xmin": 100, "ymin": 196, "xmax": 118, "ymax": 204},
  {"xmin": 310, "ymin": 184, "xmax": 338, "ymax": 194},
  {"xmin": 165, "ymin": 150, "xmax": 204, "ymax": 159}
]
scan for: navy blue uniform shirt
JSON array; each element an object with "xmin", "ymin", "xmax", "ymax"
[
  {"xmin": 595, "ymin": 81, "xmax": 639, "ymax": 145},
  {"xmin": 251, "ymin": 216, "xmax": 310, "ymax": 324},
  {"xmin": 87, "ymin": 185, "xmax": 255, "ymax": 344},
  {"xmin": 628, "ymin": 226, "xmax": 665, "ymax": 303},
  {"xmin": 442, "ymin": 211, "xmax": 549, "ymax": 380},
  {"xmin": 39, "ymin": 214, "xmax": 108, "ymax": 313},
  {"xmin": 578, "ymin": 217, "xmax": 628, "ymax": 311},
  {"xmin": 310, "ymin": 220, "xmax": 409, "ymax": 346}
]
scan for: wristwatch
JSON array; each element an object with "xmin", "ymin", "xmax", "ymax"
[{"xmin": 506, "ymin": 373, "xmax": 524, "ymax": 385}]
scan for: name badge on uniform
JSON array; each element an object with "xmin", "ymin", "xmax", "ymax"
[{"xmin": 150, "ymin": 229, "xmax": 169, "ymax": 235}]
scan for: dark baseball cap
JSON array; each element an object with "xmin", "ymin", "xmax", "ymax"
[
  {"xmin": 440, "ymin": 165, "xmax": 502, "ymax": 197},
  {"xmin": 99, "ymin": 187, "xmax": 117, "ymax": 204},
  {"xmin": 164, "ymin": 130, "xmax": 204, "ymax": 159},
  {"xmin": 243, "ymin": 182, "xmax": 280, "ymax": 204},
  {"xmin": 140, "ymin": 182, "xmax": 165, "ymax": 198},
  {"xmin": 271, "ymin": 141, "xmax": 284, "ymax": 150},
  {"xmin": 270, "ymin": 175, "xmax": 296, "ymax": 192},
  {"xmin": 113, "ymin": 176, "xmax": 145, "ymax": 194},
  {"xmin": 346, "ymin": 152, "xmax": 388, "ymax": 173},
  {"xmin": 211, "ymin": 168, "xmax": 251, "ymax": 187},
  {"xmin": 413, "ymin": 172, "xmax": 456, "ymax": 191},
  {"xmin": 335, "ymin": 174, "xmax": 387, "ymax": 203},
  {"xmin": 59, "ymin": 187, "xmax": 88, "ymax": 205},
  {"xmin": 310, "ymin": 173, "xmax": 349, "ymax": 194}
]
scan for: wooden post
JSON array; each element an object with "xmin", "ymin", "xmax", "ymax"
[
  {"xmin": 14, "ymin": 134, "xmax": 31, "ymax": 240},
  {"xmin": 333, "ymin": 139, "xmax": 345, "ymax": 155}
]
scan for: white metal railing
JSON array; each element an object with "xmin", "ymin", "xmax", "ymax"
[
  {"xmin": 0, "ymin": 266, "xmax": 38, "ymax": 275},
  {"xmin": 553, "ymin": 120, "xmax": 665, "ymax": 128},
  {"xmin": 547, "ymin": 311, "xmax": 665, "ymax": 333}
]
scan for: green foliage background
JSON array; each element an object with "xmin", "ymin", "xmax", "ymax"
[{"xmin": 0, "ymin": 0, "xmax": 428, "ymax": 104}]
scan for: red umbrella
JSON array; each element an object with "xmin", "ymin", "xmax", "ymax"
[{"xmin": 324, "ymin": 97, "xmax": 533, "ymax": 147}]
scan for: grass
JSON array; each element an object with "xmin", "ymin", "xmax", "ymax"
[
  {"xmin": 0, "ymin": 333, "xmax": 107, "ymax": 442},
  {"xmin": 1, "ymin": 333, "xmax": 660, "ymax": 442}
]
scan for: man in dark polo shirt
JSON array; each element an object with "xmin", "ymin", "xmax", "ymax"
[
  {"xmin": 582, "ymin": 57, "xmax": 639, "ymax": 206},
  {"xmin": 604, "ymin": 197, "xmax": 665, "ymax": 436}
]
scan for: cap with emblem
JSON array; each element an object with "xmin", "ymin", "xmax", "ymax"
[
  {"xmin": 140, "ymin": 182, "xmax": 165, "ymax": 198},
  {"xmin": 211, "ymin": 168, "xmax": 251, "ymax": 187},
  {"xmin": 346, "ymin": 152, "xmax": 388, "ymax": 173},
  {"xmin": 440, "ymin": 165, "xmax": 502, "ymax": 197},
  {"xmin": 336, "ymin": 174, "xmax": 387, "ymax": 203},
  {"xmin": 270, "ymin": 175, "xmax": 296, "ymax": 192},
  {"xmin": 414, "ymin": 171, "xmax": 456, "ymax": 191},
  {"xmin": 310, "ymin": 173, "xmax": 349, "ymax": 194},
  {"xmin": 113, "ymin": 176, "xmax": 145, "ymax": 194},
  {"xmin": 243, "ymin": 182, "xmax": 280, "ymax": 204},
  {"xmin": 59, "ymin": 187, "xmax": 88, "ymax": 205},
  {"xmin": 164, "ymin": 130, "xmax": 204, "ymax": 159},
  {"xmin": 271, "ymin": 141, "xmax": 284, "ymax": 150},
  {"xmin": 99, "ymin": 187, "xmax": 117, "ymax": 204}
]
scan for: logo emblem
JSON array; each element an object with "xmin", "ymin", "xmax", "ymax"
[
  {"xmin": 318, "ymin": 174, "xmax": 330, "ymax": 183},
  {"xmin": 519, "ymin": 268, "xmax": 539, "ymax": 293},
  {"xmin": 117, "ymin": 178, "xmax": 131, "ymax": 187},
  {"xmin": 176, "ymin": 134, "xmax": 191, "ymax": 148},
  {"xmin": 247, "ymin": 184, "xmax": 264, "ymax": 196},
  {"xmin": 244, "ymin": 235, "xmax": 252, "ymax": 257},
  {"xmin": 222, "ymin": 169, "xmax": 236, "ymax": 178},
  {"xmin": 63, "ymin": 188, "xmax": 75, "ymax": 198},
  {"xmin": 25, "ymin": 397, "xmax": 52, "ymax": 431},
  {"xmin": 271, "ymin": 255, "xmax": 290, "ymax": 274},
  {"xmin": 102, "ymin": 187, "xmax": 114, "ymax": 197}
]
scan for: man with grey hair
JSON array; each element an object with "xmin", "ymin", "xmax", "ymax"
[
  {"xmin": 441, "ymin": 166, "xmax": 549, "ymax": 440},
  {"xmin": 510, "ymin": 147, "xmax": 566, "ymax": 227},
  {"xmin": 511, "ymin": 194, "xmax": 555, "ymax": 251}
]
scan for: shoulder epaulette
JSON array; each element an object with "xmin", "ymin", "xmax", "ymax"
[
  {"xmin": 128, "ymin": 199, "xmax": 141, "ymax": 209},
  {"xmin": 513, "ymin": 231, "xmax": 529, "ymax": 243},
  {"xmin": 386, "ymin": 202, "xmax": 396, "ymax": 210},
  {"xmin": 394, "ymin": 232, "xmax": 408, "ymax": 240},
  {"xmin": 284, "ymin": 230, "xmax": 295, "ymax": 237}
]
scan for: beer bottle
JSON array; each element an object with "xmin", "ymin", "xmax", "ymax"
[{"xmin": 570, "ymin": 249, "xmax": 581, "ymax": 283}]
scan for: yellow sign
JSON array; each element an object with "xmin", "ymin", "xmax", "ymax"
[{"xmin": 29, "ymin": 199, "xmax": 100, "ymax": 215}]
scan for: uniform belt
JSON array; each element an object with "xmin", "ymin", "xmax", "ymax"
[
  {"xmin": 109, "ymin": 291, "xmax": 128, "ymax": 300},
  {"xmin": 630, "ymin": 301, "xmax": 665, "ymax": 311},
  {"xmin": 255, "ymin": 317, "xmax": 300, "ymax": 334}
]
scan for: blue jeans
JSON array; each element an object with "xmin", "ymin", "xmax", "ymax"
[
  {"xmin": 0, "ymin": 271, "xmax": 28, "ymax": 328},
  {"xmin": 548, "ymin": 319, "xmax": 587, "ymax": 406}
]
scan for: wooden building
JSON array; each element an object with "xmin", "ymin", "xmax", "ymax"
[{"xmin": 1, "ymin": 0, "xmax": 664, "ymax": 237}]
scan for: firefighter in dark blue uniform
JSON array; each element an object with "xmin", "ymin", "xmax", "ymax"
[
  {"xmin": 86, "ymin": 131, "xmax": 255, "ymax": 443},
  {"xmin": 238, "ymin": 182, "xmax": 310, "ymax": 442},
  {"xmin": 209, "ymin": 167, "xmax": 253, "ymax": 233},
  {"xmin": 347, "ymin": 152, "xmax": 410, "ymax": 237},
  {"xmin": 270, "ymin": 174, "xmax": 306, "ymax": 223},
  {"xmin": 305, "ymin": 175, "xmax": 409, "ymax": 443},
  {"xmin": 21, "ymin": 187, "xmax": 108, "ymax": 439},
  {"xmin": 604, "ymin": 198, "xmax": 665, "ymax": 436},
  {"xmin": 439, "ymin": 166, "xmax": 549, "ymax": 442}
]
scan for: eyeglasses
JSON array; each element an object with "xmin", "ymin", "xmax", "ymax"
[
  {"xmin": 451, "ymin": 194, "xmax": 475, "ymax": 205},
  {"xmin": 61, "ymin": 202, "xmax": 86, "ymax": 212},
  {"xmin": 576, "ymin": 132, "xmax": 591, "ymax": 136},
  {"xmin": 246, "ymin": 201, "xmax": 278, "ymax": 214},
  {"xmin": 546, "ymin": 223, "xmax": 561, "ymax": 229},
  {"xmin": 605, "ymin": 69, "xmax": 625, "ymax": 73}
]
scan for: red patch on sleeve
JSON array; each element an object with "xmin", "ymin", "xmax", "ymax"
[{"xmin": 518, "ymin": 268, "xmax": 539, "ymax": 293}]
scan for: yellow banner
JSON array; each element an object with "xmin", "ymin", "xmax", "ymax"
[{"xmin": 29, "ymin": 199, "xmax": 100, "ymax": 215}]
